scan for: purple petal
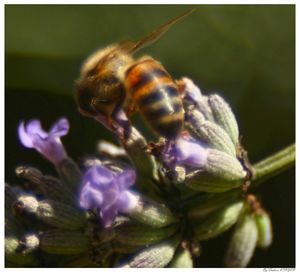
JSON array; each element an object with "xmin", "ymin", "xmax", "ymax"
[
  {"xmin": 116, "ymin": 191, "xmax": 139, "ymax": 213},
  {"xmin": 32, "ymin": 135, "xmax": 67, "ymax": 165},
  {"xmin": 30, "ymin": 133, "xmax": 48, "ymax": 152},
  {"xmin": 116, "ymin": 169, "xmax": 136, "ymax": 190},
  {"xmin": 18, "ymin": 118, "xmax": 69, "ymax": 165},
  {"xmin": 78, "ymin": 164, "xmax": 137, "ymax": 228},
  {"xmin": 84, "ymin": 165, "xmax": 114, "ymax": 188},
  {"xmin": 79, "ymin": 182, "xmax": 103, "ymax": 209},
  {"xmin": 49, "ymin": 118, "xmax": 69, "ymax": 137},
  {"xmin": 83, "ymin": 166, "xmax": 119, "ymax": 207},
  {"xmin": 18, "ymin": 121, "xmax": 34, "ymax": 148},
  {"xmin": 26, "ymin": 119, "xmax": 47, "ymax": 138},
  {"xmin": 100, "ymin": 206, "xmax": 118, "ymax": 227},
  {"xmin": 183, "ymin": 78, "xmax": 202, "ymax": 102},
  {"xmin": 175, "ymin": 138, "xmax": 208, "ymax": 167},
  {"xmin": 101, "ymin": 183, "xmax": 120, "ymax": 208}
]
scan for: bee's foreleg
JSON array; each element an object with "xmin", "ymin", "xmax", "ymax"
[{"xmin": 110, "ymin": 108, "xmax": 132, "ymax": 141}]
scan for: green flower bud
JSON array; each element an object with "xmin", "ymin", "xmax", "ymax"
[
  {"xmin": 208, "ymin": 94, "xmax": 239, "ymax": 147},
  {"xmin": 194, "ymin": 200, "xmax": 244, "ymax": 240},
  {"xmin": 123, "ymin": 127, "xmax": 156, "ymax": 178},
  {"xmin": 18, "ymin": 234, "xmax": 39, "ymax": 254},
  {"xmin": 185, "ymin": 107, "xmax": 206, "ymax": 127},
  {"xmin": 169, "ymin": 247, "xmax": 193, "ymax": 268},
  {"xmin": 115, "ymin": 222, "xmax": 178, "ymax": 246},
  {"xmin": 56, "ymin": 157, "xmax": 82, "ymax": 189},
  {"xmin": 5, "ymin": 184, "xmax": 22, "ymax": 213},
  {"xmin": 186, "ymin": 149, "xmax": 246, "ymax": 192},
  {"xmin": 14, "ymin": 195, "xmax": 39, "ymax": 214},
  {"xmin": 119, "ymin": 237, "xmax": 179, "ymax": 268},
  {"xmin": 15, "ymin": 166, "xmax": 42, "ymax": 183},
  {"xmin": 224, "ymin": 213, "xmax": 258, "ymax": 268},
  {"xmin": 42, "ymin": 175, "xmax": 75, "ymax": 203},
  {"xmin": 255, "ymin": 211, "xmax": 273, "ymax": 248},
  {"xmin": 205, "ymin": 149, "xmax": 246, "ymax": 180},
  {"xmin": 188, "ymin": 120, "xmax": 236, "ymax": 157},
  {"xmin": 122, "ymin": 127, "xmax": 158, "ymax": 195},
  {"xmin": 5, "ymin": 185, "xmax": 15, "ymax": 209},
  {"xmin": 180, "ymin": 77, "xmax": 214, "ymax": 122},
  {"xmin": 186, "ymin": 190, "xmax": 241, "ymax": 219},
  {"xmin": 36, "ymin": 200, "xmax": 87, "ymax": 230},
  {"xmin": 197, "ymin": 96, "xmax": 215, "ymax": 122},
  {"xmin": 129, "ymin": 196, "xmax": 177, "ymax": 228},
  {"xmin": 16, "ymin": 166, "xmax": 75, "ymax": 204},
  {"xmin": 5, "ymin": 214, "xmax": 24, "ymax": 236},
  {"xmin": 40, "ymin": 230, "xmax": 90, "ymax": 255},
  {"xmin": 5, "ymin": 235, "xmax": 38, "ymax": 266}
]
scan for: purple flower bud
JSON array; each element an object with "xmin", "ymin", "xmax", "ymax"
[
  {"xmin": 164, "ymin": 135, "xmax": 208, "ymax": 170},
  {"xmin": 18, "ymin": 118, "xmax": 69, "ymax": 166},
  {"xmin": 180, "ymin": 77, "xmax": 202, "ymax": 103},
  {"xmin": 79, "ymin": 165, "xmax": 138, "ymax": 227},
  {"xmin": 180, "ymin": 77, "xmax": 214, "ymax": 122}
]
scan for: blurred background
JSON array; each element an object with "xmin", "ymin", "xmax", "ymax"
[{"xmin": 5, "ymin": 5, "xmax": 295, "ymax": 267}]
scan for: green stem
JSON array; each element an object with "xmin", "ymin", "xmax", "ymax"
[{"xmin": 251, "ymin": 143, "xmax": 295, "ymax": 187}]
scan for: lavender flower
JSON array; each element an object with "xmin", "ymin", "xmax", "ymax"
[
  {"xmin": 18, "ymin": 118, "xmax": 69, "ymax": 166},
  {"xmin": 180, "ymin": 77, "xmax": 214, "ymax": 122},
  {"xmin": 79, "ymin": 165, "xmax": 138, "ymax": 227},
  {"xmin": 163, "ymin": 135, "xmax": 208, "ymax": 170},
  {"xmin": 180, "ymin": 77, "xmax": 202, "ymax": 103}
]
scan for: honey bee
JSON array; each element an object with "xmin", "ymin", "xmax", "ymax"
[{"xmin": 75, "ymin": 9, "xmax": 195, "ymax": 139}]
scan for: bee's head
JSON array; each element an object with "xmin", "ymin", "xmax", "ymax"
[{"xmin": 75, "ymin": 73, "xmax": 125, "ymax": 119}]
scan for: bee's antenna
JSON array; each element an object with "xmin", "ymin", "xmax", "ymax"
[{"xmin": 128, "ymin": 7, "xmax": 196, "ymax": 54}]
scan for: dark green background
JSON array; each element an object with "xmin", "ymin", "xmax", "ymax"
[{"xmin": 5, "ymin": 5, "xmax": 295, "ymax": 267}]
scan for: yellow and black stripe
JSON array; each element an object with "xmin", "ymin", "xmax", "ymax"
[{"xmin": 125, "ymin": 58, "xmax": 183, "ymax": 139}]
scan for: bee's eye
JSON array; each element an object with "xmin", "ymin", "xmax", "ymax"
[
  {"xmin": 75, "ymin": 85, "xmax": 98, "ymax": 117},
  {"xmin": 101, "ymin": 75, "xmax": 120, "ymax": 86}
]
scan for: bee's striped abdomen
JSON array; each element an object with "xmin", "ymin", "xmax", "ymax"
[{"xmin": 125, "ymin": 58, "xmax": 184, "ymax": 139}]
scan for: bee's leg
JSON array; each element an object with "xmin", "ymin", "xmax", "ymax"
[
  {"xmin": 90, "ymin": 100, "xmax": 119, "ymax": 133},
  {"xmin": 145, "ymin": 137, "xmax": 167, "ymax": 158},
  {"xmin": 124, "ymin": 102, "xmax": 137, "ymax": 117},
  {"xmin": 119, "ymin": 118, "xmax": 132, "ymax": 141},
  {"xmin": 111, "ymin": 108, "xmax": 132, "ymax": 141}
]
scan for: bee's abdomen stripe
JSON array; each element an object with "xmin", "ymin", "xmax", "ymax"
[
  {"xmin": 125, "ymin": 58, "xmax": 184, "ymax": 139},
  {"xmin": 155, "ymin": 119, "xmax": 183, "ymax": 139},
  {"xmin": 138, "ymin": 90, "xmax": 164, "ymax": 107},
  {"xmin": 164, "ymin": 85, "xmax": 178, "ymax": 98},
  {"xmin": 142, "ymin": 101, "xmax": 182, "ymax": 120},
  {"xmin": 137, "ymin": 84, "xmax": 179, "ymax": 107},
  {"xmin": 128, "ymin": 68, "xmax": 170, "ymax": 94}
]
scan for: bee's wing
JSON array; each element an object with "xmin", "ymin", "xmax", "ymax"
[{"xmin": 120, "ymin": 8, "xmax": 196, "ymax": 54}]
